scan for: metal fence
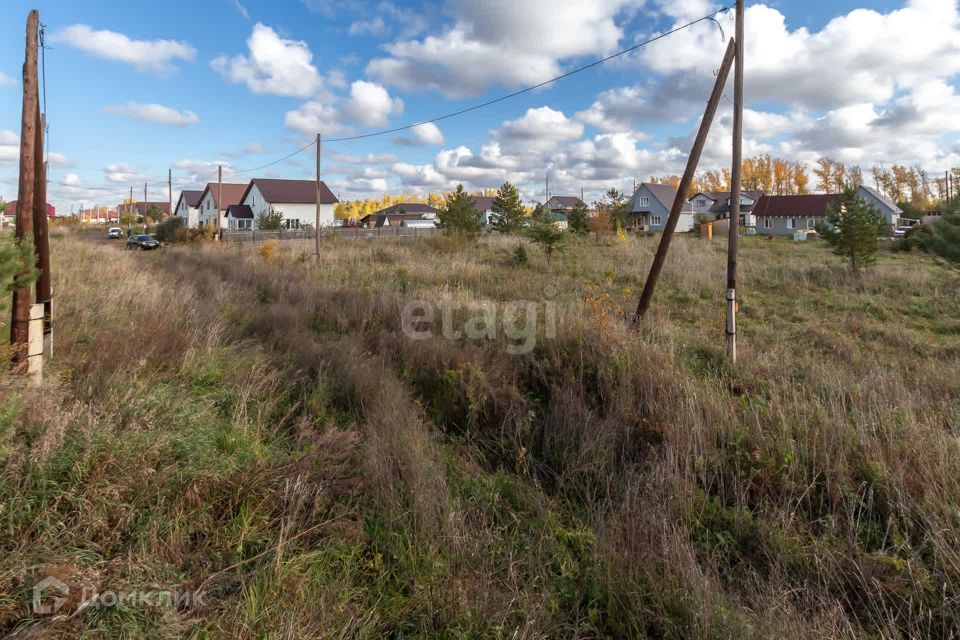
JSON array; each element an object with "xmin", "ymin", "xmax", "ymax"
[{"xmin": 221, "ymin": 226, "xmax": 438, "ymax": 244}]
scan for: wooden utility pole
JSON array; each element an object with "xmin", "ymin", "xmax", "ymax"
[
  {"xmin": 33, "ymin": 105, "xmax": 52, "ymax": 359},
  {"xmin": 217, "ymin": 164, "xmax": 223, "ymax": 239},
  {"xmin": 315, "ymin": 132, "xmax": 321, "ymax": 257},
  {"xmin": 168, "ymin": 168, "xmax": 172, "ymax": 219},
  {"xmin": 11, "ymin": 10, "xmax": 39, "ymax": 371},
  {"xmin": 634, "ymin": 37, "xmax": 736, "ymax": 325},
  {"xmin": 726, "ymin": 0, "xmax": 745, "ymax": 363},
  {"xmin": 127, "ymin": 186, "xmax": 133, "ymax": 233}
]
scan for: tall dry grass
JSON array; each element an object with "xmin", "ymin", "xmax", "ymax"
[{"xmin": 2, "ymin": 231, "xmax": 959, "ymax": 638}]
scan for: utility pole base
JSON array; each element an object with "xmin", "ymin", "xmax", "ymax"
[
  {"xmin": 726, "ymin": 288, "xmax": 737, "ymax": 364},
  {"xmin": 28, "ymin": 302, "xmax": 43, "ymax": 386}
]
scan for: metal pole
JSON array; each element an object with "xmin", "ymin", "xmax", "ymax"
[
  {"xmin": 33, "ymin": 106, "xmax": 52, "ymax": 359},
  {"xmin": 168, "ymin": 168, "xmax": 172, "ymax": 220},
  {"xmin": 315, "ymin": 132, "xmax": 321, "ymax": 257},
  {"xmin": 217, "ymin": 164, "xmax": 223, "ymax": 240},
  {"xmin": 727, "ymin": 0, "xmax": 744, "ymax": 364},
  {"xmin": 634, "ymin": 37, "xmax": 736, "ymax": 325},
  {"xmin": 11, "ymin": 10, "xmax": 39, "ymax": 371}
]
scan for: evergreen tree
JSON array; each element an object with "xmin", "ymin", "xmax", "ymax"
[
  {"xmin": 567, "ymin": 201, "xmax": 589, "ymax": 234},
  {"xmin": 256, "ymin": 205, "xmax": 285, "ymax": 230},
  {"xmin": 816, "ymin": 188, "xmax": 888, "ymax": 273},
  {"xmin": 927, "ymin": 208, "xmax": 960, "ymax": 265},
  {"xmin": 438, "ymin": 184, "xmax": 482, "ymax": 236},
  {"xmin": 525, "ymin": 221, "xmax": 567, "ymax": 259},
  {"xmin": 490, "ymin": 181, "xmax": 524, "ymax": 233}
]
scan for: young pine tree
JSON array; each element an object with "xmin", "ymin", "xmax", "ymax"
[
  {"xmin": 567, "ymin": 201, "xmax": 589, "ymax": 234},
  {"xmin": 439, "ymin": 184, "xmax": 482, "ymax": 236},
  {"xmin": 816, "ymin": 188, "xmax": 888, "ymax": 273},
  {"xmin": 490, "ymin": 181, "xmax": 524, "ymax": 233}
]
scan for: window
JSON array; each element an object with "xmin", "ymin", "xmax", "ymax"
[
  {"xmin": 695, "ymin": 199, "xmax": 706, "ymax": 210},
  {"xmin": 787, "ymin": 218, "xmax": 795, "ymax": 229},
  {"xmin": 239, "ymin": 219, "xmax": 252, "ymax": 230},
  {"xmin": 651, "ymin": 215, "xmax": 662, "ymax": 225},
  {"xmin": 763, "ymin": 218, "xmax": 772, "ymax": 229},
  {"xmin": 285, "ymin": 219, "xmax": 301, "ymax": 230},
  {"xmin": 638, "ymin": 196, "xmax": 650, "ymax": 207}
]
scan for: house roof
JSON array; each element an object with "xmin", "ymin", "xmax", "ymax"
[
  {"xmin": 639, "ymin": 183, "xmax": 693, "ymax": 213},
  {"xmin": 243, "ymin": 178, "xmax": 338, "ymax": 205},
  {"xmin": 547, "ymin": 195, "xmax": 584, "ymax": 208},
  {"xmin": 176, "ymin": 189, "xmax": 203, "ymax": 210},
  {"xmin": 752, "ymin": 194, "xmax": 840, "ymax": 217},
  {"xmin": 4, "ymin": 201, "xmax": 56, "ymax": 217},
  {"xmin": 198, "ymin": 183, "xmax": 248, "ymax": 210},
  {"xmin": 225, "ymin": 204, "xmax": 254, "ymax": 219},
  {"xmin": 370, "ymin": 202, "xmax": 438, "ymax": 217},
  {"xmin": 858, "ymin": 185, "xmax": 902, "ymax": 214},
  {"xmin": 134, "ymin": 201, "xmax": 170, "ymax": 217},
  {"xmin": 472, "ymin": 196, "xmax": 495, "ymax": 212}
]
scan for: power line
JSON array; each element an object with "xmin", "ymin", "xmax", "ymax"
[
  {"xmin": 325, "ymin": 7, "xmax": 733, "ymax": 143},
  {"xmin": 226, "ymin": 6, "xmax": 732, "ymax": 164},
  {"xmin": 48, "ymin": 7, "xmax": 731, "ymax": 199}
]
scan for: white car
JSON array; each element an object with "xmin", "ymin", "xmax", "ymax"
[
  {"xmin": 893, "ymin": 226, "xmax": 913, "ymax": 238},
  {"xmin": 107, "ymin": 227, "xmax": 123, "ymax": 239}
]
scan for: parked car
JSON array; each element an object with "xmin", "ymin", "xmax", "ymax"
[
  {"xmin": 107, "ymin": 227, "xmax": 123, "ymax": 239},
  {"xmin": 893, "ymin": 226, "xmax": 913, "ymax": 238},
  {"xmin": 126, "ymin": 234, "xmax": 160, "ymax": 250}
]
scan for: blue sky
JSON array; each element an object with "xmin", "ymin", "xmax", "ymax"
[{"xmin": 1, "ymin": 0, "xmax": 958, "ymax": 212}]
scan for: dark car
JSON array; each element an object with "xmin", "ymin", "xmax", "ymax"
[{"xmin": 126, "ymin": 234, "xmax": 160, "ymax": 250}]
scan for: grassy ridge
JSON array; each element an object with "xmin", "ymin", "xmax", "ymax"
[{"xmin": 1, "ymin": 233, "xmax": 959, "ymax": 638}]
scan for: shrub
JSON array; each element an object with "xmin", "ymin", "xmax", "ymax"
[
  {"xmin": 926, "ymin": 210, "xmax": 960, "ymax": 265},
  {"xmin": 489, "ymin": 182, "xmax": 525, "ymax": 234},
  {"xmin": 567, "ymin": 202, "xmax": 590, "ymax": 235},
  {"xmin": 525, "ymin": 221, "xmax": 567, "ymax": 259},
  {"xmin": 154, "ymin": 216, "xmax": 185, "ymax": 243},
  {"xmin": 256, "ymin": 206, "xmax": 284, "ymax": 231},
  {"xmin": 511, "ymin": 242, "xmax": 529, "ymax": 266}
]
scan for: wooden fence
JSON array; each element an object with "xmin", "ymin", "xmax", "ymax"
[{"xmin": 221, "ymin": 226, "xmax": 438, "ymax": 244}]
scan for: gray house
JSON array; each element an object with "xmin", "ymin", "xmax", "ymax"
[
  {"xmin": 628, "ymin": 183, "xmax": 694, "ymax": 231},
  {"xmin": 753, "ymin": 186, "xmax": 901, "ymax": 237},
  {"xmin": 689, "ymin": 190, "xmax": 763, "ymax": 227},
  {"xmin": 752, "ymin": 194, "xmax": 839, "ymax": 237},
  {"xmin": 857, "ymin": 185, "xmax": 902, "ymax": 229}
]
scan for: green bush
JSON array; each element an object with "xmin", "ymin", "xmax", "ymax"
[{"xmin": 154, "ymin": 216, "xmax": 185, "ymax": 243}]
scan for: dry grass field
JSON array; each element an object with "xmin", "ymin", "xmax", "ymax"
[{"xmin": 1, "ymin": 230, "xmax": 959, "ymax": 638}]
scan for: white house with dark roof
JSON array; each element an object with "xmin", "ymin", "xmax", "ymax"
[
  {"xmin": 174, "ymin": 189, "xmax": 203, "ymax": 228},
  {"xmin": 196, "ymin": 182, "xmax": 248, "ymax": 229},
  {"xmin": 240, "ymin": 178, "xmax": 339, "ymax": 230},
  {"xmin": 628, "ymin": 183, "xmax": 695, "ymax": 231},
  {"xmin": 225, "ymin": 204, "xmax": 255, "ymax": 230}
]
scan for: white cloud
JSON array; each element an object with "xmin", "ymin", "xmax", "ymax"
[
  {"xmin": 103, "ymin": 102, "xmax": 200, "ymax": 126},
  {"xmin": 639, "ymin": 1, "xmax": 960, "ymax": 111},
  {"xmin": 340, "ymin": 81, "xmax": 403, "ymax": 127},
  {"xmin": 395, "ymin": 122, "xmax": 445, "ymax": 146},
  {"xmin": 0, "ymin": 72, "xmax": 15, "ymax": 87},
  {"xmin": 495, "ymin": 107, "xmax": 584, "ymax": 150},
  {"xmin": 211, "ymin": 23, "xmax": 325, "ymax": 97},
  {"xmin": 229, "ymin": 0, "xmax": 250, "ymax": 19},
  {"xmin": 51, "ymin": 25, "xmax": 195, "ymax": 74},
  {"xmin": 331, "ymin": 152, "xmax": 397, "ymax": 164},
  {"xmin": 349, "ymin": 16, "xmax": 388, "ymax": 37},
  {"xmin": 367, "ymin": 0, "xmax": 640, "ymax": 97},
  {"xmin": 0, "ymin": 130, "xmax": 68, "ymax": 166},
  {"xmin": 284, "ymin": 101, "xmax": 345, "ymax": 135}
]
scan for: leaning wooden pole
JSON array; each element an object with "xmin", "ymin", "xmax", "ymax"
[
  {"xmin": 11, "ymin": 10, "xmax": 39, "ymax": 371},
  {"xmin": 634, "ymin": 37, "xmax": 736, "ymax": 325},
  {"xmin": 726, "ymin": 0, "xmax": 745, "ymax": 363},
  {"xmin": 33, "ymin": 105, "xmax": 52, "ymax": 359}
]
